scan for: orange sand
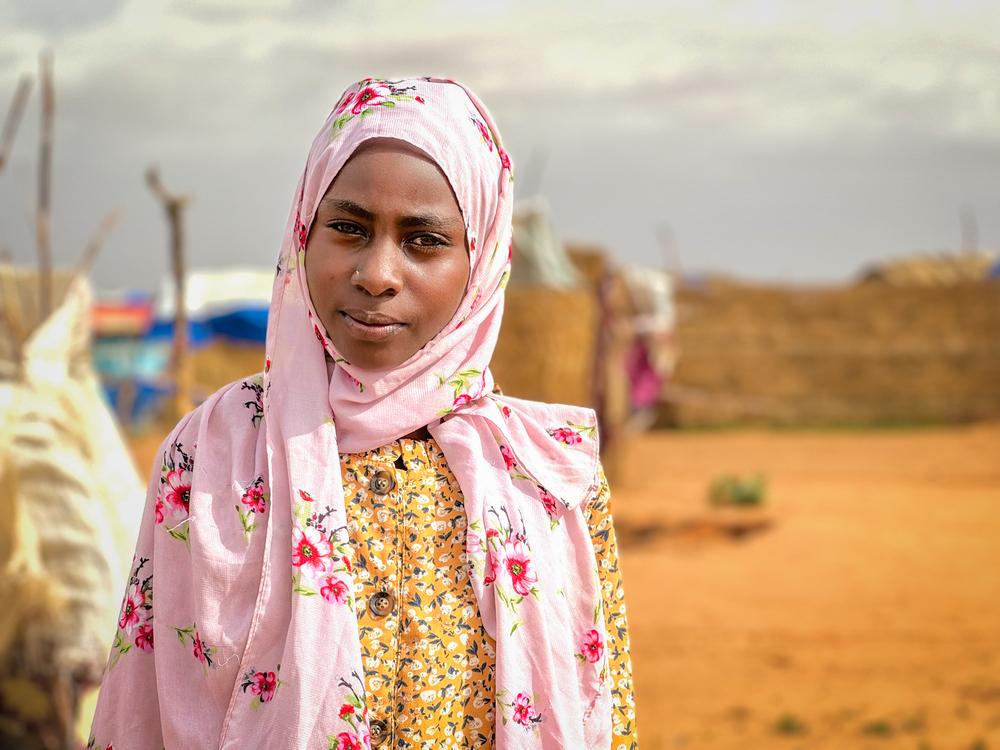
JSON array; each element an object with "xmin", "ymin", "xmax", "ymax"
[{"xmin": 613, "ymin": 423, "xmax": 1000, "ymax": 749}]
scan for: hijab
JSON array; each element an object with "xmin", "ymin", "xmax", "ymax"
[{"xmin": 93, "ymin": 77, "xmax": 611, "ymax": 749}]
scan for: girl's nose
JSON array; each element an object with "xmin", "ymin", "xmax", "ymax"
[{"xmin": 353, "ymin": 236, "xmax": 402, "ymax": 297}]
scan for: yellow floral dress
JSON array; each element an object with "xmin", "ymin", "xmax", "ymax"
[{"xmin": 341, "ymin": 436, "xmax": 638, "ymax": 749}]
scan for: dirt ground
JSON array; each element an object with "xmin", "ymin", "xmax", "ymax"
[
  {"xmin": 612, "ymin": 422, "xmax": 1000, "ymax": 750},
  {"xmin": 121, "ymin": 421, "xmax": 1000, "ymax": 749}
]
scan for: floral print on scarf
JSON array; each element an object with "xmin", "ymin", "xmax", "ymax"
[
  {"xmin": 469, "ymin": 505, "xmax": 539, "ymax": 633},
  {"xmin": 240, "ymin": 666, "xmax": 281, "ymax": 706},
  {"xmin": 290, "ymin": 489, "xmax": 356, "ymax": 609},
  {"xmin": 236, "ymin": 475, "xmax": 268, "ymax": 541},
  {"xmin": 330, "ymin": 78, "xmax": 425, "ymax": 138},
  {"xmin": 108, "ymin": 556, "xmax": 153, "ymax": 668},
  {"xmin": 547, "ymin": 422, "xmax": 598, "ymax": 446},
  {"xmin": 155, "ymin": 441, "xmax": 193, "ymax": 542},
  {"xmin": 496, "ymin": 689, "xmax": 543, "ymax": 731},
  {"xmin": 172, "ymin": 624, "xmax": 216, "ymax": 669},
  {"xmin": 436, "ymin": 367, "xmax": 486, "ymax": 415},
  {"xmin": 326, "ymin": 671, "xmax": 370, "ymax": 749}
]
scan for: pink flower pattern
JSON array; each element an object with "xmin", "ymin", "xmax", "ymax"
[
  {"xmin": 292, "ymin": 525, "xmax": 333, "ymax": 573},
  {"xmin": 471, "ymin": 116, "xmax": 494, "ymax": 151},
  {"xmin": 320, "ymin": 575, "xmax": 350, "ymax": 605},
  {"xmin": 134, "ymin": 623, "xmax": 154, "ymax": 652},
  {"xmin": 437, "ymin": 368, "xmax": 485, "ymax": 416},
  {"xmin": 172, "ymin": 624, "xmax": 215, "ymax": 668},
  {"xmin": 163, "ymin": 468, "xmax": 191, "ymax": 512},
  {"xmin": 470, "ymin": 508, "xmax": 540, "ymax": 629},
  {"xmin": 504, "ymin": 539, "xmax": 538, "ymax": 597},
  {"xmin": 538, "ymin": 488, "xmax": 558, "ymax": 516},
  {"xmin": 350, "ymin": 83, "xmax": 390, "ymax": 114},
  {"xmin": 579, "ymin": 628, "xmax": 604, "ymax": 664},
  {"xmin": 330, "ymin": 78, "xmax": 423, "ymax": 138},
  {"xmin": 241, "ymin": 668, "xmax": 279, "ymax": 704},
  {"xmin": 193, "ymin": 633, "xmax": 207, "ymax": 664},
  {"xmin": 237, "ymin": 474, "xmax": 269, "ymax": 542},
  {"xmin": 155, "ymin": 442, "xmax": 194, "ymax": 542},
  {"xmin": 241, "ymin": 481, "xmax": 267, "ymax": 514},
  {"xmin": 547, "ymin": 421, "xmax": 597, "ymax": 447},
  {"xmin": 291, "ymin": 490, "xmax": 356, "ymax": 602},
  {"xmin": 512, "ymin": 692, "xmax": 541, "ymax": 726},
  {"xmin": 497, "ymin": 689, "xmax": 543, "ymax": 728},
  {"xmin": 118, "ymin": 586, "xmax": 145, "ymax": 631},
  {"xmin": 549, "ymin": 426, "xmax": 582, "ymax": 445},
  {"xmin": 499, "ymin": 444, "xmax": 517, "ymax": 471},
  {"xmin": 333, "ymin": 732, "xmax": 363, "ymax": 750},
  {"xmin": 326, "ymin": 672, "xmax": 370, "ymax": 748},
  {"xmin": 109, "ymin": 557, "xmax": 153, "ymax": 667}
]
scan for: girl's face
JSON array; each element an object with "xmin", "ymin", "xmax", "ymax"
[{"xmin": 305, "ymin": 139, "xmax": 470, "ymax": 371}]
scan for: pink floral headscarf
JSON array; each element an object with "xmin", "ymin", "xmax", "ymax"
[{"xmin": 90, "ymin": 77, "xmax": 611, "ymax": 749}]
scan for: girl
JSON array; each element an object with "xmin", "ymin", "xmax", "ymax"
[{"xmin": 90, "ymin": 77, "xmax": 637, "ymax": 749}]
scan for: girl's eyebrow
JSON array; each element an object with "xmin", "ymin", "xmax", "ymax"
[
  {"xmin": 323, "ymin": 198, "xmax": 375, "ymax": 221},
  {"xmin": 323, "ymin": 196, "xmax": 461, "ymax": 233},
  {"xmin": 398, "ymin": 213, "xmax": 461, "ymax": 231}
]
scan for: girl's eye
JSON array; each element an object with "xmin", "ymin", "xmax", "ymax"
[
  {"xmin": 327, "ymin": 221, "xmax": 366, "ymax": 237},
  {"xmin": 406, "ymin": 233, "xmax": 449, "ymax": 249}
]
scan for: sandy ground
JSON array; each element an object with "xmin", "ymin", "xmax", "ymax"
[
  {"xmin": 612, "ymin": 423, "xmax": 1000, "ymax": 750},
  {"xmin": 120, "ymin": 422, "xmax": 1000, "ymax": 749}
]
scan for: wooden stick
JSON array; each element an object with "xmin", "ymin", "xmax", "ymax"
[
  {"xmin": 0, "ymin": 75, "xmax": 31, "ymax": 175},
  {"xmin": 145, "ymin": 166, "xmax": 192, "ymax": 417},
  {"xmin": 36, "ymin": 52, "xmax": 54, "ymax": 318},
  {"xmin": 75, "ymin": 209, "xmax": 120, "ymax": 276}
]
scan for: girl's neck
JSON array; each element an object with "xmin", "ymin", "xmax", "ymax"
[{"xmin": 401, "ymin": 426, "xmax": 431, "ymax": 441}]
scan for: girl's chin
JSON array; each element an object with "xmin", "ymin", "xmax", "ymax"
[{"xmin": 332, "ymin": 339, "xmax": 419, "ymax": 373}]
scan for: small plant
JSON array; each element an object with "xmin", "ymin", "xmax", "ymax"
[
  {"xmin": 772, "ymin": 713, "xmax": 808, "ymax": 736},
  {"xmin": 709, "ymin": 473, "xmax": 767, "ymax": 508},
  {"xmin": 860, "ymin": 719, "xmax": 893, "ymax": 737}
]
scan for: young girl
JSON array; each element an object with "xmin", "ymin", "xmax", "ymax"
[{"xmin": 90, "ymin": 77, "xmax": 637, "ymax": 749}]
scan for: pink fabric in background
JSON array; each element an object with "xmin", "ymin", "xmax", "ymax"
[{"xmin": 90, "ymin": 77, "xmax": 610, "ymax": 749}]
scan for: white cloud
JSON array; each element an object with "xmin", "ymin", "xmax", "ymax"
[{"xmin": 1, "ymin": 0, "xmax": 998, "ymax": 287}]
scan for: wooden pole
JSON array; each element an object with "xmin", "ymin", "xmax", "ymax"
[
  {"xmin": 74, "ymin": 209, "xmax": 120, "ymax": 277},
  {"xmin": 36, "ymin": 52, "xmax": 54, "ymax": 318},
  {"xmin": 145, "ymin": 166, "xmax": 192, "ymax": 417},
  {"xmin": 0, "ymin": 75, "xmax": 31, "ymax": 175}
]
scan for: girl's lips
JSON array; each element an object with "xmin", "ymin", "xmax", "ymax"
[{"xmin": 339, "ymin": 311, "xmax": 406, "ymax": 342}]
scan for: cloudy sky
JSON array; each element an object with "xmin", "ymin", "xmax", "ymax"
[{"xmin": 1, "ymin": 0, "xmax": 998, "ymax": 290}]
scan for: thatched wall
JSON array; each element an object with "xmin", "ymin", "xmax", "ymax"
[
  {"xmin": 665, "ymin": 279, "xmax": 1000, "ymax": 426},
  {"xmin": 492, "ymin": 286, "xmax": 598, "ymax": 408}
]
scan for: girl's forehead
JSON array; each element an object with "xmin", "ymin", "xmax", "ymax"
[
  {"xmin": 316, "ymin": 157, "xmax": 466, "ymax": 243},
  {"xmin": 320, "ymin": 138, "xmax": 465, "ymax": 222}
]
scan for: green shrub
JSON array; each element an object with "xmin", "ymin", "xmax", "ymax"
[
  {"xmin": 708, "ymin": 473, "xmax": 767, "ymax": 507},
  {"xmin": 860, "ymin": 719, "xmax": 893, "ymax": 736},
  {"xmin": 772, "ymin": 713, "xmax": 807, "ymax": 736}
]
